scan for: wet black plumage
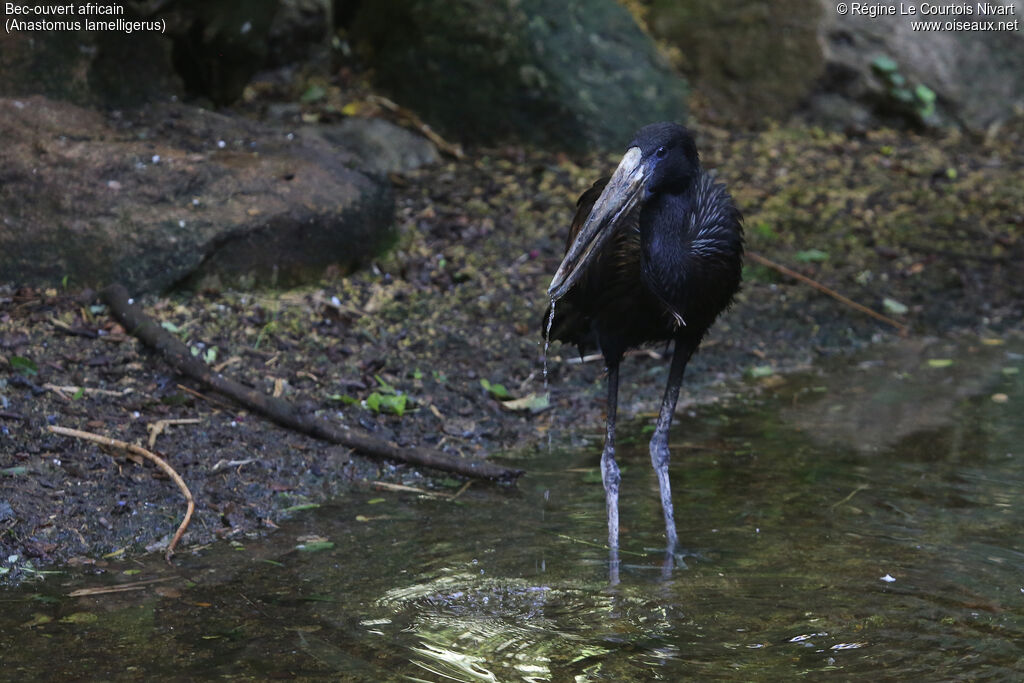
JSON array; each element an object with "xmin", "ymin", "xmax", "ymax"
[
  {"xmin": 547, "ymin": 124, "xmax": 743, "ymax": 361},
  {"xmin": 544, "ymin": 122, "xmax": 743, "ymax": 577}
]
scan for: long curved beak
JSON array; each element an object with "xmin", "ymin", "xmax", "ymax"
[{"xmin": 547, "ymin": 146, "xmax": 647, "ymax": 301}]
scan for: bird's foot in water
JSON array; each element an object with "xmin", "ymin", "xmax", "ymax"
[{"xmin": 608, "ymin": 548, "xmax": 621, "ymax": 587}]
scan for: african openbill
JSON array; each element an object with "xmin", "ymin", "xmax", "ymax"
[{"xmin": 545, "ymin": 122, "xmax": 743, "ymax": 569}]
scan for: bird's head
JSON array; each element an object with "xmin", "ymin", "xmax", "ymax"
[
  {"xmin": 631, "ymin": 122, "xmax": 700, "ymax": 198},
  {"xmin": 548, "ymin": 122, "xmax": 700, "ymax": 301}
]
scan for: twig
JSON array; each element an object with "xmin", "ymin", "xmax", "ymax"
[
  {"xmin": 830, "ymin": 483, "xmax": 869, "ymax": 511},
  {"xmin": 564, "ymin": 348, "xmax": 665, "ymax": 365},
  {"xmin": 366, "ymin": 94, "xmax": 465, "ymax": 159},
  {"xmin": 371, "ymin": 480, "xmax": 449, "ymax": 498},
  {"xmin": 175, "ymin": 383, "xmax": 235, "ymax": 410},
  {"xmin": 43, "ymin": 383, "xmax": 134, "ymax": 398},
  {"xmin": 449, "ymin": 480, "xmax": 473, "ymax": 501},
  {"xmin": 47, "ymin": 425, "xmax": 195, "ymax": 563},
  {"xmin": 210, "ymin": 458, "xmax": 257, "ymax": 473},
  {"xmin": 147, "ymin": 418, "xmax": 201, "ymax": 449},
  {"xmin": 102, "ymin": 284, "xmax": 522, "ymax": 482},
  {"xmin": 68, "ymin": 576, "xmax": 177, "ymax": 597},
  {"xmin": 747, "ymin": 251, "xmax": 909, "ymax": 336}
]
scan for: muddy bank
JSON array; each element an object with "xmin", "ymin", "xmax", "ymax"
[{"xmin": 1, "ymin": 116, "xmax": 1022, "ymax": 581}]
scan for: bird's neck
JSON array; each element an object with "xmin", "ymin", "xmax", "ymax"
[
  {"xmin": 636, "ymin": 190, "xmax": 694, "ymax": 325},
  {"xmin": 639, "ymin": 187, "xmax": 696, "ymax": 243}
]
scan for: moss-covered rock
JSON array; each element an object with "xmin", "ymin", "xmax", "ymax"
[
  {"xmin": 0, "ymin": 97, "xmax": 395, "ymax": 293},
  {"xmin": 645, "ymin": 0, "xmax": 823, "ymax": 126},
  {"xmin": 350, "ymin": 0, "xmax": 688, "ymax": 150}
]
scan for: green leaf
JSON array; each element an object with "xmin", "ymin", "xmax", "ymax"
[
  {"xmin": 927, "ymin": 359, "xmax": 953, "ymax": 368},
  {"xmin": 366, "ymin": 392, "xmax": 408, "ymax": 416},
  {"xmin": 59, "ymin": 612, "xmax": 99, "ymax": 625},
  {"xmin": 794, "ymin": 249, "xmax": 829, "ymax": 263},
  {"xmin": 160, "ymin": 321, "xmax": 180, "ymax": 334},
  {"xmin": 882, "ymin": 298, "xmax": 908, "ymax": 315},
  {"xmin": 379, "ymin": 393, "xmax": 408, "ymax": 417},
  {"xmin": 892, "ymin": 88, "xmax": 914, "ymax": 103},
  {"xmin": 300, "ymin": 85, "xmax": 327, "ymax": 103},
  {"xmin": 914, "ymin": 84, "xmax": 936, "ymax": 104},
  {"xmin": 1, "ymin": 466, "xmax": 28, "ymax": 477},
  {"xmin": 328, "ymin": 393, "xmax": 359, "ymax": 405},
  {"xmin": 871, "ymin": 55, "xmax": 899, "ymax": 73},
  {"xmin": 9, "ymin": 356, "xmax": 38, "ymax": 375},
  {"xmin": 71, "ymin": 386, "xmax": 85, "ymax": 400},
  {"xmin": 282, "ymin": 503, "xmax": 321, "ymax": 512},
  {"xmin": 499, "ymin": 392, "xmax": 550, "ymax": 413},
  {"xmin": 373, "ymin": 375, "xmax": 396, "ymax": 395},
  {"xmin": 748, "ymin": 365, "xmax": 774, "ymax": 378},
  {"xmin": 480, "ymin": 378, "xmax": 510, "ymax": 399},
  {"xmin": 296, "ymin": 540, "xmax": 335, "ymax": 552}
]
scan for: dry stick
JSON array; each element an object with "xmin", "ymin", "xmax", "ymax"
[
  {"xmin": 747, "ymin": 251, "xmax": 910, "ymax": 336},
  {"xmin": 69, "ymin": 576, "xmax": 177, "ymax": 598},
  {"xmin": 147, "ymin": 418, "xmax": 201, "ymax": 449},
  {"xmin": 102, "ymin": 284, "xmax": 522, "ymax": 482},
  {"xmin": 47, "ymin": 425, "xmax": 194, "ymax": 563},
  {"xmin": 366, "ymin": 94, "xmax": 466, "ymax": 159}
]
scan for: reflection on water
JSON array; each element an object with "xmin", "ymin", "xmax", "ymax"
[{"xmin": 1, "ymin": 335, "xmax": 1022, "ymax": 680}]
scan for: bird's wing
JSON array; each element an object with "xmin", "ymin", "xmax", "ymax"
[
  {"xmin": 688, "ymin": 173, "xmax": 744, "ymax": 260},
  {"xmin": 565, "ymin": 177, "xmax": 610, "ymax": 251}
]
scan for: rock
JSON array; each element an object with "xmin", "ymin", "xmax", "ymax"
[
  {"xmin": 645, "ymin": 0, "xmax": 1024, "ymax": 131},
  {"xmin": 312, "ymin": 118, "xmax": 441, "ymax": 175},
  {"xmin": 0, "ymin": 0, "xmax": 279, "ymax": 107},
  {"xmin": 348, "ymin": 0, "xmax": 688, "ymax": 151},
  {"xmin": 815, "ymin": 3, "xmax": 1024, "ymax": 131},
  {"xmin": 0, "ymin": 97, "xmax": 395, "ymax": 293},
  {"xmin": 266, "ymin": 0, "xmax": 333, "ymax": 69},
  {"xmin": 165, "ymin": 0, "xmax": 280, "ymax": 105},
  {"xmin": 0, "ymin": 11, "xmax": 182, "ymax": 107},
  {"xmin": 645, "ymin": 0, "xmax": 824, "ymax": 126}
]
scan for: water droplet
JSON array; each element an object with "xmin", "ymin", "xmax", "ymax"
[{"xmin": 543, "ymin": 298, "xmax": 556, "ymax": 391}]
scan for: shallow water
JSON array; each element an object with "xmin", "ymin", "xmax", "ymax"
[{"xmin": 2, "ymin": 335, "xmax": 1022, "ymax": 680}]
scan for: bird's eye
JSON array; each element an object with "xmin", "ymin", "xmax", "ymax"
[{"xmin": 655, "ymin": 146, "xmax": 668, "ymax": 158}]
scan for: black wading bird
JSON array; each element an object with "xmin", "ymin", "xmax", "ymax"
[{"xmin": 545, "ymin": 122, "xmax": 743, "ymax": 573}]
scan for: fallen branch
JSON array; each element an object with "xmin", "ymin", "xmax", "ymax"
[
  {"xmin": 47, "ymin": 425, "xmax": 195, "ymax": 563},
  {"xmin": 101, "ymin": 284, "xmax": 522, "ymax": 482},
  {"xmin": 747, "ymin": 251, "xmax": 909, "ymax": 336}
]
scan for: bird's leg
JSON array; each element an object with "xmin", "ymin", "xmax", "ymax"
[
  {"xmin": 602, "ymin": 361, "xmax": 621, "ymax": 583},
  {"xmin": 650, "ymin": 341, "xmax": 694, "ymax": 556}
]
